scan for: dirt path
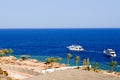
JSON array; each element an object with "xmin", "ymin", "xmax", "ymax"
[{"xmin": 23, "ymin": 69, "xmax": 120, "ymax": 80}]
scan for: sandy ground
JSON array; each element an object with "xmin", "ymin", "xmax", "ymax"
[
  {"xmin": 8, "ymin": 71, "xmax": 32, "ymax": 80},
  {"xmin": 0, "ymin": 56, "xmax": 120, "ymax": 80},
  {"xmin": 0, "ymin": 64, "xmax": 34, "ymax": 80},
  {"xmin": 23, "ymin": 69, "xmax": 120, "ymax": 80},
  {"xmin": 0, "ymin": 56, "xmax": 65, "ymax": 80}
]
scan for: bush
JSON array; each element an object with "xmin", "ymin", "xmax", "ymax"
[
  {"xmin": 0, "ymin": 68, "xmax": 3, "ymax": 74},
  {"xmin": 3, "ymin": 71, "xmax": 8, "ymax": 76}
]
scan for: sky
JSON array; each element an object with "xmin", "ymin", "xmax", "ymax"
[{"xmin": 0, "ymin": 0, "xmax": 120, "ymax": 28}]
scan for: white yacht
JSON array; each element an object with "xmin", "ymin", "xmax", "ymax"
[
  {"xmin": 67, "ymin": 45, "xmax": 84, "ymax": 51},
  {"xmin": 103, "ymin": 49, "xmax": 116, "ymax": 57}
]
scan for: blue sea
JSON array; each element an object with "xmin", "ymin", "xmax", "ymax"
[{"xmin": 0, "ymin": 28, "xmax": 120, "ymax": 71}]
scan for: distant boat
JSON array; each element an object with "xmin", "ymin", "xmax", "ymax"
[
  {"xmin": 103, "ymin": 49, "xmax": 116, "ymax": 57},
  {"xmin": 67, "ymin": 45, "xmax": 84, "ymax": 51}
]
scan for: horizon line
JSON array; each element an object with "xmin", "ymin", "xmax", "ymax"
[{"xmin": 0, "ymin": 27, "xmax": 120, "ymax": 29}]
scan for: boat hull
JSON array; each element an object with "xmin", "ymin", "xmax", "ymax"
[
  {"xmin": 103, "ymin": 49, "xmax": 116, "ymax": 57},
  {"xmin": 67, "ymin": 45, "xmax": 84, "ymax": 51}
]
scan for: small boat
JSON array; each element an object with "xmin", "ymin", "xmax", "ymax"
[
  {"xmin": 103, "ymin": 49, "xmax": 116, "ymax": 57},
  {"xmin": 67, "ymin": 45, "xmax": 84, "ymax": 51}
]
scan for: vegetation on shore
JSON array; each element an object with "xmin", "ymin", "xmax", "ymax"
[
  {"xmin": 67, "ymin": 53, "xmax": 72, "ymax": 65},
  {"xmin": 75, "ymin": 56, "xmax": 80, "ymax": 66},
  {"xmin": 45, "ymin": 57, "xmax": 62, "ymax": 69},
  {"xmin": 108, "ymin": 61, "xmax": 117, "ymax": 72},
  {"xmin": 0, "ymin": 49, "xmax": 120, "ymax": 79},
  {"xmin": 93, "ymin": 62, "xmax": 98, "ymax": 72},
  {"xmin": 0, "ymin": 49, "xmax": 13, "ymax": 57}
]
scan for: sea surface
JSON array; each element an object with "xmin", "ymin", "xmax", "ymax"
[{"xmin": 0, "ymin": 28, "xmax": 120, "ymax": 71}]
